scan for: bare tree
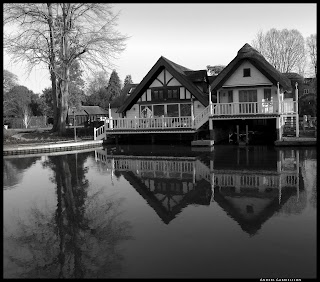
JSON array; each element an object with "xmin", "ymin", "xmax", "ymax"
[
  {"xmin": 4, "ymin": 3, "xmax": 128, "ymax": 135},
  {"xmin": 306, "ymin": 34, "xmax": 317, "ymax": 77},
  {"xmin": 3, "ymin": 69, "xmax": 19, "ymax": 93},
  {"xmin": 252, "ymin": 28, "xmax": 306, "ymax": 74},
  {"xmin": 22, "ymin": 105, "xmax": 33, "ymax": 128},
  {"xmin": 206, "ymin": 65, "xmax": 225, "ymax": 76}
]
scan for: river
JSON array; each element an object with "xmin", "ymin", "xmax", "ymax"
[{"xmin": 3, "ymin": 144, "xmax": 317, "ymax": 278}]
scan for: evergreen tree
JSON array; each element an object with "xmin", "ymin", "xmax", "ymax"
[
  {"xmin": 122, "ymin": 74, "xmax": 133, "ymax": 90},
  {"xmin": 106, "ymin": 70, "xmax": 122, "ymax": 102}
]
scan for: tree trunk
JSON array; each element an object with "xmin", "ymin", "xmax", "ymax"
[
  {"xmin": 57, "ymin": 78, "xmax": 69, "ymax": 135},
  {"xmin": 50, "ymin": 71, "xmax": 59, "ymax": 132},
  {"xmin": 57, "ymin": 3, "xmax": 71, "ymax": 136},
  {"xmin": 47, "ymin": 3, "xmax": 59, "ymax": 132}
]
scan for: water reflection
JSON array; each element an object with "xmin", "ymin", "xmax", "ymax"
[
  {"xmin": 4, "ymin": 149, "xmax": 132, "ymax": 279},
  {"xmin": 3, "ymin": 156, "xmax": 40, "ymax": 189},
  {"xmin": 3, "ymin": 145, "xmax": 316, "ymax": 278},
  {"xmin": 95, "ymin": 145, "xmax": 313, "ymax": 235}
]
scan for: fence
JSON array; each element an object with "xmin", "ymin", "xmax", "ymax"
[{"xmin": 5, "ymin": 116, "xmax": 49, "ymax": 129}]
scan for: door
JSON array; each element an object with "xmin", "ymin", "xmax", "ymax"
[{"xmin": 239, "ymin": 89, "xmax": 257, "ymax": 113}]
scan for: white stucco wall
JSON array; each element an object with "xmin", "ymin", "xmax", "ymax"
[
  {"xmin": 194, "ymin": 100, "xmax": 205, "ymax": 117},
  {"xmin": 167, "ymin": 77, "xmax": 181, "ymax": 86},
  {"xmin": 110, "ymin": 108, "xmax": 121, "ymax": 118},
  {"xmin": 224, "ymin": 61, "xmax": 272, "ymax": 87},
  {"xmin": 126, "ymin": 104, "xmax": 140, "ymax": 119}
]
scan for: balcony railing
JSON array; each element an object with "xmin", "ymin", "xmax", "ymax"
[
  {"xmin": 210, "ymin": 101, "xmax": 297, "ymax": 116},
  {"xmin": 106, "ymin": 116, "xmax": 193, "ymax": 131},
  {"xmin": 101, "ymin": 101, "xmax": 297, "ymax": 132}
]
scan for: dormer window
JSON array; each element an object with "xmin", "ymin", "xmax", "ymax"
[{"xmin": 243, "ymin": 68, "xmax": 251, "ymax": 77}]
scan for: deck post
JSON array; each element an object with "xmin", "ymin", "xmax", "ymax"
[
  {"xmin": 236, "ymin": 125, "xmax": 240, "ymax": 143},
  {"xmin": 276, "ymin": 117, "xmax": 282, "ymax": 141},
  {"xmin": 209, "ymin": 119, "xmax": 215, "ymax": 140},
  {"xmin": 277, "ymin": 82, "xmax": 281, "ymax": 114},
  {"xmin": 109, "ymin": 117, "xmax": 113, "ymax": 130},
  {"xmin": 93, "ymin": 127, "xmax": 96, "ymax": 140},
  {"xmin": 295, "ymin": 82, "xmax": 299, "ymax": 137},
  {"xmin": 209, "ymin": 84, "xmax": 213, "ymax": 115},
  {"xmin": 246, "ymin": 124, "xmax": 249, "ymax": 144},
  {"xmin": 191, "ymin": 98, "xmax": 195, "ymax": 127}
]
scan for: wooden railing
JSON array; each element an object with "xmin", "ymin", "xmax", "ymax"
[
  {"xmin": 94, "ymin": 152, "xmax": 298, "ymax": 190},
  {"xmin": 210, "ymin": 101, "xmax": 297, "ymax": 116},
  {"xmin": 94, "ymin": 101, "xmax": 297, "ymax": 135},
  {"xmin": 93, "ymin": 123, "xmax": 106, "ymax": 140},
  {"xmin": 106, "ymin": 116, "xmax": 193, "ymax": 130}
]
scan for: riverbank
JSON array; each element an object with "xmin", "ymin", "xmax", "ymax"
[{"xmin": 3, "ymin": 127, "xmax": 101, "ymax": 155}]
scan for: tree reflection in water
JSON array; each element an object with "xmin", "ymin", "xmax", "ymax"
[{"xmin": 4, "ymin": 152, "xmax": 132, "ymax": 279}]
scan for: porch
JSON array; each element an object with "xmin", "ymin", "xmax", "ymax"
[{"xmin": 94, "ymin": 100, "xmax": 298, "ymax": 140}]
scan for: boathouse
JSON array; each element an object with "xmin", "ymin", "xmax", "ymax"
[
  {"xmin": 209, "ymin": 43, "xmax": 299, "ymax": 144},
  {"xmin": 94, "ymin": 43, "xmax": 300, "ymax": 145}
]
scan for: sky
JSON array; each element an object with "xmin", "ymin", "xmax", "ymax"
[{"xmin": 3, "ymin": 3, "xmax": 317, "ymax": 94}]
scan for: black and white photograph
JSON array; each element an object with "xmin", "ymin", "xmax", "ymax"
[{"xmin": 3, "ymin": 3, "xmax": 317, "ymax": 279}]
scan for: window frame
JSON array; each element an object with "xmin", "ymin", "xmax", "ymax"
[{"xmin": 243, "ymin": 68, "xmax": 251, "ymax": 77}]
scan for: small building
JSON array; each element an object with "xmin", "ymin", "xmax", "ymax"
[{"xmin": 67, "ymin": 105, "xmax": 108, "ymax": 126}]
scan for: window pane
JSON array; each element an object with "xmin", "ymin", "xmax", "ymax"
[
  {"xmin": 167, "ymin": 104, "xmax": 179, "ymax": 117},
  {"xmin": 239, "ymin": 90, "xmax": 257, "ymax": 102},
  {"xmin": 141, "ymin": 105, "xmax": 152, "ymax": 118},
  {"xmin": 243, "ymin": 68, "xmax": 251, "ymax": 77},
  {"xmin": 159, "ymin": 90, "xmax": 164, "ymax": 100},
  {"xmin": 264, "ymin": 89, "xmax": 271, "ymax": 101},
  {"xmin": 168, "ymin": 90, "xmax": 172, "ymax": 99},
  {"xmin": 153, "ymin": 105, "xmax": 165, "ymax": 117},
  {"xmin": 180, "ymin": 104, "xmax": 191, "ymax": 116},
  {"xmin": 173, "ymin": 89, "xmax": 178, "ymax": 99}
]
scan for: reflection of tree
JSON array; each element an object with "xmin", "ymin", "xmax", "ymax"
[
  {"xmin": 3, "ymin": 157, "xmax": 40, "ymax": 189},
  {"xmin": 4, "ymin": 152, "xmax": 132, "ymax": 278}
]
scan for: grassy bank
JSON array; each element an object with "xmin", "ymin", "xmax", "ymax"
[{"xmin": 3, "ymin": 127, "xmax": 94, "ymax": 145}]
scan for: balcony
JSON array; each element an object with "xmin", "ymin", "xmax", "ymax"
[
  {"xmin": 210, "ymin": 101, "xmax": 297, "ymax": 116},
  {"xmin": 105, "ymin": 116, "xmax": 194, "ymax": 131}
]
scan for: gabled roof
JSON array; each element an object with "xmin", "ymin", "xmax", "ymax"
[
  {"xmin": 82, "ymin": 105, "xmax": 108, "ymax": 115},
  {"xmin": 214, "ymin": 186, "xmax": 297, "ymax": 236},
  {"xmin": 118, "ymin": 56, "xmax": 209, "ymax": 113},
  {"xmin": 110, "ymin": 83, "xmax": 138, "ymax": 109},
  {"xmin": 68, "ymin": 105, "xmax": 108, "ymax": 116},
  {"xmin": 210, "ymin": 43, "xmax": 292, "ymax": 92}
]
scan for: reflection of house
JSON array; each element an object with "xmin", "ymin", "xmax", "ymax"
[
  {"xmin": 67, "ymin": 105, "xmax": 108, "ymax": 126},
  {"xmin": 94, "ymin": 43, "xmax": 301, "ymax": 144},
  {"xmin": 94, "ymin": 146, "xmax": 302, "ymax": 232},
  {"xmin": 95, "ymin": 148, "xmax": 212, "ymax": 224}
]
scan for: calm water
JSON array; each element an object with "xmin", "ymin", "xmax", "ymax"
[{"xmin": 3, "ymin": 144, "xmax": 317, "ymax": 279}]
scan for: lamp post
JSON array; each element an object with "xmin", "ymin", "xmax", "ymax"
[{"xmin": 72, "ymin": 107, "xmax": 77, "ymax": 142}]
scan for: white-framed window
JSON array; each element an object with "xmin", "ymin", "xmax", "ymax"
[{"xmin": 304, "ymin": 89, "xmax": 309, "ymax": 94}]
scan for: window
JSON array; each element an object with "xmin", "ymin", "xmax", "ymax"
[
  {"xmin": 180, "ymin": 104, "xmax": 191, "ymax": 116},
  {"xmin": 153, "ymin": 105, "xmax": 165, "ymax": 117},
  {"xmin": 243, "ymin": 68, "xmax": 251, "ymax": 77},
  {"xmin": 167, "ymin": 104, "xmax": 179, "ymax": 117},
  {"xmin": 264, "ymin": 89, "xmax": 272, "ymax": 101},
  {"xmin": 239, "ymin": 89, "xmax": 257, "ymax": 113},
  {"xmin": 304, "ymin": 89, "xmax": 309, "ymax": 94},
  {"xmin": 228, "ymin": 90, "xmax": 233, "ymax": 102},
  {"xmin": 141, "ymin": 105, "xmax": 152, "ymax": 118},
  {"xmin": 151, "ymin": 88, "xmax": 179, "ymax": 101},
  {"xmin": 152, "ymin": 90, "xmax": 164, "ymax": 101},
  {"xmin": 239, "ymin": 89, "xmax": 257, "ymax": 102}
]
